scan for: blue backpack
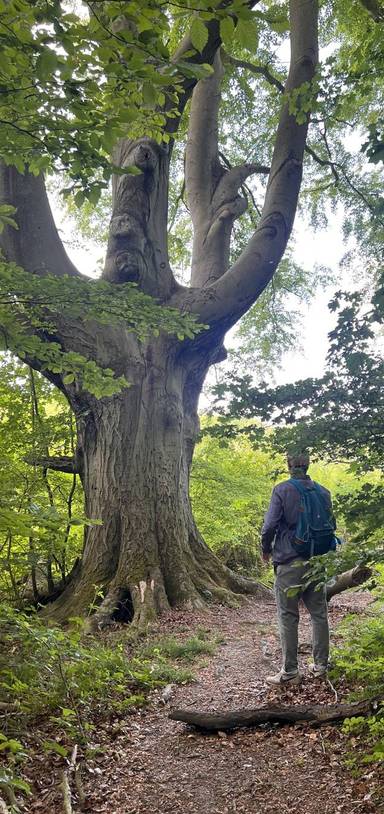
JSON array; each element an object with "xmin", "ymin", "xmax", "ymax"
[{"xmin": 289, "ymin": 478, "xmax": 337, "ymax": 559}]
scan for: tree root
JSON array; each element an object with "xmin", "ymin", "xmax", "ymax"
[
  {"xmin": 42, "ymin": 559, "xmax": 368, "ymax": 629},
  {"xmin": 40, "ymin": 544, "xmax": 271, "ymax": 629},
  {"xmin": 169, "ymin": 700, "xmax": 372, "ymax": 731}
]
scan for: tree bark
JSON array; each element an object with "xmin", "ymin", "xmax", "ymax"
[
  {"xmin": 169, "ymin": 700, "xmax": 372, "ymax": 731},
  {"xmin": 0, "ymin": 166, "xmax": 80, "ymax": 278},
  {"xmin": 326, "ymin": 565, "xmax": 372, "ymax": 600},
  {"xmin": 43, "ymin": 331, "xmax": 270, "ymax": 627}
]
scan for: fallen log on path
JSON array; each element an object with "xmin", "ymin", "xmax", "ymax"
[
  {"xmin": 169, "ymin": 700, "xmax": 371, "ymax": 731},
  {"xmin": 326, "ymin": 565, "xmax": 372, "ymax": 600}
]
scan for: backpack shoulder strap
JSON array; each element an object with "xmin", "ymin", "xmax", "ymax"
[{"xmin": 289, "ymin": 478, "xmax": 310, "ymax": 495}]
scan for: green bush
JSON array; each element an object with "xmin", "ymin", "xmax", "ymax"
[
  {"xmin": 332, "ymin": 570, "xmax": 384, "ymax": 763},
  {"xmin": 0, "ymin": 602, "xmax": 217, "ymax": 807},
  {"xmin": 0, "ymin": 603, "xmax": 206, "ymax": 730}
]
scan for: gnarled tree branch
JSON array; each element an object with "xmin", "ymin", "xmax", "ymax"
[
  {"xmin": 169, "ymin": 700, "xmax": 372, "ymax": 731},
  {"xmin": 326, "ymin": 564, "xmax": 372, "ymax": 600}
]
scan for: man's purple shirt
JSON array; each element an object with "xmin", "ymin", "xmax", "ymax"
[{"xmin": 261, "ymin": 476, "xmax": 333, "ymax": 565}]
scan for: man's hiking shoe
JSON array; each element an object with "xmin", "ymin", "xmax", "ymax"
[
  {"xmin": 310, "ymin": 664, "xmax": 328, "ymax": 678},
  {"xmin": 265, "ymin": 670, "xmax": 301, "ymax": 686}
]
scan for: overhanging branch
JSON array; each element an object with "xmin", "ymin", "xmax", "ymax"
[{"xmin": 24, "ymin": 455, "xmax": 79, "ymax": 474}]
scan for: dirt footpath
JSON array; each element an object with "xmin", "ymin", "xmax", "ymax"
[{"xmin": 72, "ymin": 592, "xmax": 381, "ymax": 814}]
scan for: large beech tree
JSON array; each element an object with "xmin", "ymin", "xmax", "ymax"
[{"xmin": 0, "ymin": 0, "xmax": 320, "ymax": 626}]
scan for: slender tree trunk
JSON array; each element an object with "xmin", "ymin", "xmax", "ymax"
[{"xmin": 45, "ymin": 333, "xmax": 269, "ymax": 627}]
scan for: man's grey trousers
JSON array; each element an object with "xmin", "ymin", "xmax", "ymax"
[{"xmin": 274, "ymin": 559, "xmax": 329, "ymax": 675}]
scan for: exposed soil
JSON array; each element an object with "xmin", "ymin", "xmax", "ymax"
[{"xmin": 25, "ymin": 592, "xmax": 383, "ymax": 814}]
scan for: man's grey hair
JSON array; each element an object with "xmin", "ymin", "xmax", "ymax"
[{"xmin": 287, "ymin": 451, "xmax": 310, "ymax": 473}]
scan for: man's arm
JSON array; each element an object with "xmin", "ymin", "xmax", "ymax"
[{"xmin": 261, "ymin": 487, "xmax": 283, "ymax": 559}]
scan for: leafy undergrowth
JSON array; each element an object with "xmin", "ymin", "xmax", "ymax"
[
  {"xmin": 0, "ymin": 603, "xmax": 216, "ymax": 810},
  {"xmin": 331, "ymin": 570, "xmax": 384, "ymax": 766}
]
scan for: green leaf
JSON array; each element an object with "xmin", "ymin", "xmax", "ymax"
[
  {"xmin": 36, "ymin": 49, "xmax": 59, "ymax": 81},
  {"xmin": 73, "ymin": 190, "xmax": 85, "ymax": 208},
  {"xmin": 0, "ymin": 738, "xmax": 23, "ymax": 753},
  {"xmin": 190, "ymin": 18, "xmax": 208, "ymax": 53},
  {"xmin": 176, "ymin": 60, "xmax": 213, "ymax": 80},
  {"xmin": 120, "ymin": 107, "xmax": 138, "ymax": 123},
  {"xmin": 6, "ymin": 776, "xmax": 31, "ymax": 794},
  {"xmin": 220, "ymin": 17, "xmax": 235, "ymax": 48},
  {"xmin": 87, "ymin": 187, "xmax": 101, "ymax": 206},
  {"xmin": 236, "ymin": 18, "xmax": 259, "ymax": 53},
  {"xmin": 12, "ymin": 155, "xmax": 25, "ymax": 174},
  {"xmin": 61, "ymin": 707, "xmax": 76, "ymax": 718},
  {"xmin": 270, "ymin": 17, "xmax": 290, "ymax": 34},
  {"xmin": 142, "ymin": 82, "xmax": 157, "ymax": 107},
  {"xmin": 43, "ymin": 740, "xmax": 69, "ymax": 757},
  {"xmin": 110, "ymin": 164, "xmax": 142, "ymax": 176}
]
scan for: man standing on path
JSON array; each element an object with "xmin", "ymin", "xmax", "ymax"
[{"xmin": 261, "ymin": 452, "xmax": 335, "ymax": 686}]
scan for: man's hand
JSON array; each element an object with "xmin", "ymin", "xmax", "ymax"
[{"xmin": 262, "ymin": 552, "xmax": 271, "ymax": 563}]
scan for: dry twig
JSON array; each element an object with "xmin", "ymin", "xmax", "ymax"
[
  {"xmin": 326, "ymin": 677, "xmax": 338, "ymax": 703},
  {"xmin": 61, "ymin": 770, "xmax": 72, "ymax": 814}
]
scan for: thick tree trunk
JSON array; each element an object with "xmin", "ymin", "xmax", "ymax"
[
  {"xmin": 2, "ymin": 0, "xmax": 318, "ymax": 631},
  {"xmin": 44, "ymin": 334, "xmax": 269, "ymax": 627}
]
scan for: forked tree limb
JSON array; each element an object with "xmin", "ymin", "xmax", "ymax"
[
  {"xmin": 186, "ymin": 52, "xmax": 263, "ymax": 286},
  {"xmin": 186, "ymin": 45, "xmax": 271, "ymax": 288},
  {"xmin": 178, "ymin": 0, "xmax": 319, "ymax": 327},
  {"xmin": 169, "ymin": 700, "xmax": 372, "ymax": 731}
]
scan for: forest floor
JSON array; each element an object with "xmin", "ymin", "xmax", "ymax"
[{"xmin": 26, "ymin": 591, "xmax": 383, "ymax": 814}]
